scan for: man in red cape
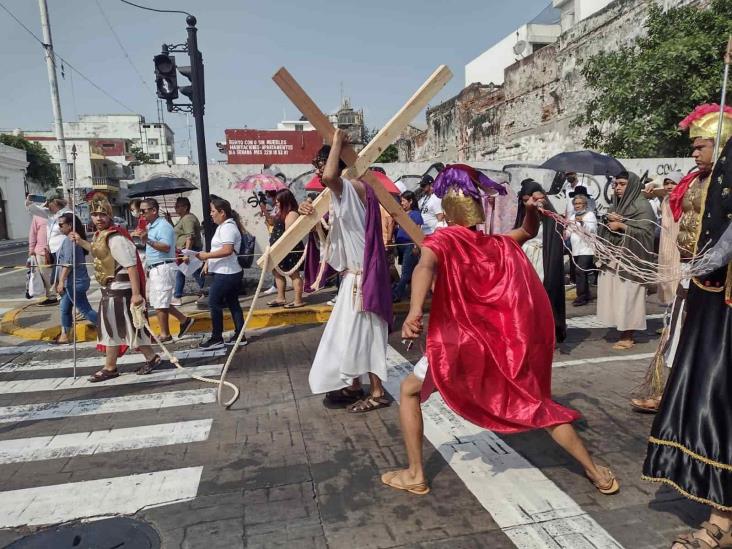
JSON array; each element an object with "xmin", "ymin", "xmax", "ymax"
[{"xmin": 382, "ymin": 164, "xmax": 619, "ymax": 496}]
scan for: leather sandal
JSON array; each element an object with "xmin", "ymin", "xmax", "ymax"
[
  {"xmin": 588, "ymin": 465, "xmax": 620, "ymax": 495},
  {"xmin": 673, "ymin": 521, "xmax": 732, "ymax": 548},
  {"xmin": 612, "ymin": 339, "xmax": 635, "ymax": 350},
  {"xmin": 88, "ymin": 369, "xmax": 119, "ymax": 383},
  {"xmin": 381, "ymin": 471, "xmax": 430, "ymax": 495},
  {"xmin": 630, "ymin": 396, "xmax": 661, "ymax": 413},
  {"xmin": 136, "ymin": 354, "xmax": 161, "ymax": 375}
]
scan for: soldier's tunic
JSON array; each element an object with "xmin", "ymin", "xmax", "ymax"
[{"xmin": 92, "ymin": 229, "xmax": 151, "ymax": 349}]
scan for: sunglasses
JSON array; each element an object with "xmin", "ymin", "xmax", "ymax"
[{"xmin": 139, "ymin": 207, "xmax": 155, "ymax": 213}]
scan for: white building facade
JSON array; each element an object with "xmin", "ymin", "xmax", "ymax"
[{"xmin": 0, "ymin": 144, "xmax": 29, "ymax": 240}]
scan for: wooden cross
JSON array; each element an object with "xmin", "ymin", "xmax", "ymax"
[{"xmin": 256, "ymin": 65, "xmax": 452, "ymax": 268}]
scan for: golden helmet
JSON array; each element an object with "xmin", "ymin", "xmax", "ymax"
[
  {"xmin": 89, "ymin": 192, "xmax": 113, "ymax": 217},
  {"xmin": 441, "ymin": 187, "xmax": 485, "ymax": 228},
  {"xmin": 679, "ymin": 104, "xmax": 732, "ymax": 145}
]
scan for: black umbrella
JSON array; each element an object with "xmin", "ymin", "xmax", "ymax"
[
  {"xmin": 127, "ymin": 175, "xmax": 197, "ymax": 198},
  {"xmin": 540, "ymin": 150, "xmax": 625, "ymax": 177}
]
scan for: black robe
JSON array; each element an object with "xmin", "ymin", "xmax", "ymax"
[{"xmin": 514, "ymin": 180, "xmax": 567, "ymax": 342}]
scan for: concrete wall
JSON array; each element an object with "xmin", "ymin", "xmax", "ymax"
[
  {"xmin": 404, "ymin": 0, "xmax": 699, "ymax": 165},
  {"xmin": 134, "ymin": 156, "xmax": 694, "ymax": 251},
  {"xmin": 0, "ymin": 144, "xmax": 29, "ymax": 240}
]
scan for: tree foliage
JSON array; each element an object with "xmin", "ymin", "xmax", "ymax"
[
  {"xmin": 128, "ymin": 145, "xmax": 158, "ymax": 165},
  {"xmin": 574, "ymin": 0, "xmax": 732, "ymax": 157},
  {"xmin": 0, "ymin": 133, "xmax": 59, "ymax": 189},
  {"xmin": 364, "ymin": 127, "xmax": 400, "ymax": 163}
]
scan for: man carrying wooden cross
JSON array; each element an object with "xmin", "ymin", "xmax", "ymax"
[{"xmin": 300, "ymin": 129, "xmax": 393, "ymax": 412}]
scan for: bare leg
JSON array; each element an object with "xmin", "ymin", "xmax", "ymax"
[
  {"xmin": 156, "ymin": 309, "xmax": 171, "ymax": 338},
  {"xmin": 168, "ymin": 305, "xmax": 189, "ymax": 323},
  {"xmin": 368, "ymin": 372, "xmax": 385, "ymax": 399},
  {"xmin": 274, "ymin": 271, "xmax": 286, "ymax": 302},
  {"xmin": 104, "ymin": 345, "xmax": 120, "ymax": 372},
  {"xmin": 671, "ymin": 509, "xmax": 732, "ymax": 549},
  {"xmin": 383, "ymin": 374, "xmax": 427, "ymax": 487},
  {"xmin": 290, "ymin": 272, "xmax": 304, "ymax": 305},
  {"xmin": 138, "ymin": 344, "xmax": 157, "ymax": 362},
  {"xmin": 545, "ymin": 423, "xmax": 612, "ymax": 486}
]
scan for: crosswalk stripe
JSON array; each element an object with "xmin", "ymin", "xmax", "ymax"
[
  {"xmin": 0, "ymin": 341, "xmax": 100, "ymax": 356},
  {"xmin": 0, "ymin": 419, "xmax": 212, "ymax": 464},
  {"xmin": 0, "ymin": 466, "xmax": 203, "ymax": 528},
  {"xmin": 0, "ymin": 388, "xmax": 216, "ymax": 424},
  {"xmin": 1, "ymin": 348, "xmax": 227, "ymax": 372},
  {"xmin": 384, "ymin": 346, "xmax": 623, "ymax": 549},
  {"xmin": 554, "ymin": 352, "xmax": 655, "ymax": 368},
  {"xmin": 0, "ymin": 365, "xmax": 223, "ymax": 394}
]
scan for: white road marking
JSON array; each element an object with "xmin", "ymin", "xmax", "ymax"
[
  {"xmin": 0, "ymin": 341, "xmax": 99, "ymax": 355},
  {"xmin": 554, "ymin": 353, "xmax": 655, "ymax": 368},
  {"xmin": 1, "ymin": 348, "xmax": 226, "ymax": 372},
  {"xmin": 0, "ymin": 419, "xmax": 212, "ymax": 464},
  {"xmin": 0, "ymin": 466, "xmax": 203, "ymax": 528},
  {"xmin": 0, "ymin": 365, "xmax": 223, "ymax": 394},
  {"xmin": 566, "ymin": 313, "xmax": 663, "ymax": 329},
  {"xmin": 0, "ymin": 388, "xmax": 216, "ymax": 424},
  {"xmin": 0, "ymin": 269, "xmax": 25, "ymax": 278},
  {"xmin": 385, "ymin": 346, "xmax": 623, "ymax": 549}
]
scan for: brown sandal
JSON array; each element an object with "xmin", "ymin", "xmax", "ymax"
[
  {"xmin": 324, "ymin": 387, "xmax": 365, "ymax": 404},
  {"xmin": 347, "ymin": 396, "xmax": 391, "ymax": 413},
  {"xmin": 588, "ymin": 465, "xmax": 620, "ymax": 495},
  {"xmin": 673, "ymin": 521, "xmax": 732, "ymax": 548},
  {"xmin": 136, "ymin": 354, "xmax": 161, "ymax": 375},
  {"xmin": 88, "ymin": 369, "xmax": 119, "ymax": 383},
  {"xmin": 381, "ymin": 471, "xmax": 430, "ymax": 495},
  {"xmin": 630, "ymin": 396, "xmax": 661, "ymax": 413}
]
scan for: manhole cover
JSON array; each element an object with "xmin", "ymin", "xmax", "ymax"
[{"xmin": 8, "ymin": 517, "xmax": 161, "ymax": 549}]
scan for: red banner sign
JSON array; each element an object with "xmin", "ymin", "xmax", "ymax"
[{"xmin": 225, "ymin": 129, "xmax": 323, "ymax": 164}]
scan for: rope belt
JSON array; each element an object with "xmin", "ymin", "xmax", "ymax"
[{"xmin": 344, "ymin": 269, "xmax": 364, "ymax": 311}]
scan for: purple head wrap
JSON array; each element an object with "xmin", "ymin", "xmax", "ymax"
[{"xmin": 432, "ymin": 164, "xmax": 506, "ymax": 200}]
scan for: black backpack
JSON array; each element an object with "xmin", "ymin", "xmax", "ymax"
[{"xmin": 238, "ymin": 232, "xmax": 256, "ymax": 269}]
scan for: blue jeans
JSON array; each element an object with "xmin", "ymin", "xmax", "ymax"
[
  {"xmin": 60, "ymin": 281, "xmax": 98, "ymax": 331},
  {"xmin": 392, "ymin": 244, "xmax": 419, "ymax": 301},
  {"xmin": 174, "ymin": 267, "xmax": 205, "ymax": 298},
  {"xmin": 209, "ymin": 272, "xmax": 244, "ymax": 340}
]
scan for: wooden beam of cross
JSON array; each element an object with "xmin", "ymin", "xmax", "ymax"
[{"xmin": 256, "ymin": 65, "xmax": 452, "ymax": 269}]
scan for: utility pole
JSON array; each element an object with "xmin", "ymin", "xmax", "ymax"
[{"xmin": 38, "ymin": 0, "xmax": 70, "ymax": 199}]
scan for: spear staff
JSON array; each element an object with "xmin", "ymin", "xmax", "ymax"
[{"xmin": 713, "ymin": 35, "xmax": 732, "ymax": 162}]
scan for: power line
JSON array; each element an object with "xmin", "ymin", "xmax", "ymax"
[
  {"xmin": 119, "ymin": 0, "xmax": 192, "ymax": 17},
  {"xmin": 0, "ymin": 0, "xmax": 136, "ymax": 113},
  {"xmin": 95, "ymin": 0, "xmax": 153, "ymax": 94}
]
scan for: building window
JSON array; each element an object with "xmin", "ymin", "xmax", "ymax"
[
  {"xmin": 147, "ymin": 138, "xmax": 159, "ymax": 146},
  {"xmin": 295, "ymin": 124, "xmax": 304, "ymax": 131},
  {"xmin": 149, "ymin": 153, "xmax": 160, "ymax": 160},
  {"xmin": 101, "ymin": 143, "xmax": 115, "ymax": 149}
]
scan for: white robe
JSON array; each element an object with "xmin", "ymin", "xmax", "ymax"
[
  {"xmin": 308, "ymin": 180, "xmax": 388, "ymax": 394},
  {"xmin": 522, "ymin": 224, "xmax": 544, "ymax": 282}
]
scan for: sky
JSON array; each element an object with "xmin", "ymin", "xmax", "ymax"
[{"xmin": 0, "ymin": 0, "xmax": 550, "ymax": 162}]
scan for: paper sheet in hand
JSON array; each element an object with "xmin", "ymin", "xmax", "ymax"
[{"xmin": 177, "ymin": 249, "xmax": 203, "ymax": 277}]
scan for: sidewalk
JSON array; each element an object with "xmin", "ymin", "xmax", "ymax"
[{"xmin": 0, "ymin": 286, "xmax": 420, "ymax": 342}]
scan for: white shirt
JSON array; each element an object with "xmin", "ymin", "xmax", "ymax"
[
  {"xmin": 418, "ymin": 193, "xmax": 443, "ymax": 235},
  {"xmin": 568, "ymin": 210, "xmax": 597, "ymax": 257},
  {"xmin": 108, "ymin": 233, "xmax": 138, "ymax": 290},
  {"xmin": 208, "ymin": 219, "xmax": 242, "ymax": 275}
]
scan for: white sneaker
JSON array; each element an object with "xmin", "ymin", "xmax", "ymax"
[
  {"xmin": 326, "ymin": 298, "xmax": 337, "ymax": 306},
  {"xmin": 170, "ymin": 298, "xmax": 183, "ymax": 307},
  {"xmin": 262, "ymin": 286, "xmax": 277, "ymax": 296}
]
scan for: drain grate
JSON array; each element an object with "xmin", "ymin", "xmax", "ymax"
[{"xmin": 8, "ymin": 517, "xmax": 161, "ymax": 549}]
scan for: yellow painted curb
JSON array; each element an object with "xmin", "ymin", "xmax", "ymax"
[{"xmin": 1, "ymin": 300, "xmax": 423, "ymax": 343}]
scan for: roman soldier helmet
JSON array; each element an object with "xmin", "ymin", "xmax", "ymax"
[
  {"xmin": 679, "ymin": 104, "xmax": 732, "ymax": 146},
  {"xmin": 432, "ymin": 164, "xmax": 506, "ymax": 227},
  {"xmin": 89, "ymin": 192, "xmax": 113, "ymax": 217}
]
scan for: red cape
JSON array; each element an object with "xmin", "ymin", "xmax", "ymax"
[{"xmin": 420, "ymin": 226, "xmax": 580, "ymax": 433}]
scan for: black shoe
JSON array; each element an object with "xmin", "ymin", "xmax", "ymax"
[
  {"xmin": 38, "ymin": 298, "xmax": 58, "ymax": 306},
  {"xmin": 177, "ymin": 317, "xmax": 194, "ymax": 338},
  {"xmin": 572, "ymin": 299, "xmax": 589, "ymax": 306},
  {"xmin": 199, "ymin": 337, "xmax": 224, "ymax": 350},
  {"xmin": 225, "ymin": 333, "xmax": 248, "ymax": 347}
]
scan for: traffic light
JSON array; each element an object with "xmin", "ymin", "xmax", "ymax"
[
  {"xmin": 176, "ymin": 51, "xmax": 205, "ymax": 108},
  {"xmin": 153, "ymin": 53, "xmax": 178, "ymax": 101}
]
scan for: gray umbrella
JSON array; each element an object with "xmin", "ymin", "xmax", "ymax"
[
  {"xmin": 127, "ymin": 175, "xmax": 197, "ymax": 198},
  {"xmin": 540, "ymin": 150, "xmax": 625, "ymax": 177}
]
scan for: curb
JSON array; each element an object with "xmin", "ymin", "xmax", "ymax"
[{"xmin": 0, "ymin": 301, "xmax": 419, "ymax": 343}]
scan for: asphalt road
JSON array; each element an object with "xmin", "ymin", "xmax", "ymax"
[{"xmin": 0, "ymin": 297, "xmax": 707, "ymax": 549}]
